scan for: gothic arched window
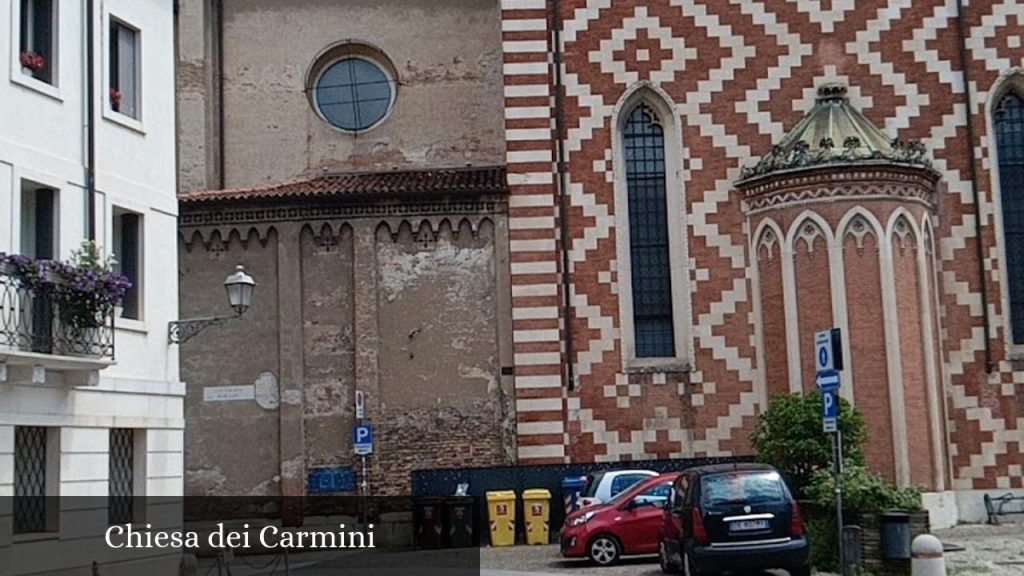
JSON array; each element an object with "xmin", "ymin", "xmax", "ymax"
[
  {"xmin": 996, "ymin": 92, "xmax": 1024, "ymax": 345},
  {"xmin": 624, "ymin": 103, "xmax": 675, "ymax": 357}
]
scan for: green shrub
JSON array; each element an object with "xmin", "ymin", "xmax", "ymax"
[
  {"xmin": 750, "ymin": 392, "xmax": 865, "ymax": 498},
  {"xmin": 807, "ymin": 465, "xmax": 922, "ymax": 513},
  {"xmin": 805, "ymin": 513, "xmax": 839, "ymax": 572}
]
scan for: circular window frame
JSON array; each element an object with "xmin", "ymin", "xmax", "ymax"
[{"xmin": 306, "ymin": 42, "xmax": 398, "ymax": 134}]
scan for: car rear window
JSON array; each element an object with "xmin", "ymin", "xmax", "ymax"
[
  {"xmin": 581, "ymin": 473, "xmax": 601, "ymax": 497},
  {"xmin": 609, "ymin": 473, "xmax": 649, "ymax": 496},
  {"xmin": 700, "ymin": 471, "xmax": 786, "ymax": 506}
]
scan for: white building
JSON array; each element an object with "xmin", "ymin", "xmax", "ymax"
[{"xmin": 0, "ymin": 0, "xmax": 182, "ymax": 573}]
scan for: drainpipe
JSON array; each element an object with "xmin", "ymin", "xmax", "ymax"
[
  {"xmin": 551, "ymin": 0, "xmax": 575, "ymax": 390},
  {"xmin": 955, "ymin": 0, "xmax": 994, "ymax": 373},
  {"xmin": 85, "ymin": 0, "xmax": 96, "ymax": 241},
  {"xmin": 216, "ymin": 0, "xmax": 225, "ymax": 190}
]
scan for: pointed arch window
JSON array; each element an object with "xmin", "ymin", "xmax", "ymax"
[
  {"xmin": 995, "ymin": 92, "xmax": 1024, "ymax": 345},
  {"xmin": 624, "ymin": 103, "xmax": 675, "ymax": 357}
]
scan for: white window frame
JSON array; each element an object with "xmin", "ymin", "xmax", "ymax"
[
  {"xmin": 103, "ymin": 11, "xmax": 143, "ymax": 132},
  {"xmin": 985, "ymin": 69, "xmax": 1024, "ymax": 359},
  {"xmin": 9, "ymin": 0, "xmax": 61, "ymax": 100},
  {"xmin": 610, "ymin": 82, "xmax": 694, "ymax": 372},
  {"xmin": 111, "ymin": 205, "xmax": 144, "ymax": 326},
  {"xmin": 17, "ymin": 175, "xmax": 61, "ymax": 260}
]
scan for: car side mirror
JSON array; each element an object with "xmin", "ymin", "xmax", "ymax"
[{"xmin": 626, "ymin": 498, "xmax": 638, "ymax": 510}]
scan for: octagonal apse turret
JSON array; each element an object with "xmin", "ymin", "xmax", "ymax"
[{"xmin": 738, "ymin": 84, "xmax": 948, "ymax": 492}]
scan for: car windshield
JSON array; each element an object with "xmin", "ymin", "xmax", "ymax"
[{"xmin": 701, "ymin": 471, "xmax": 785, "ymax": 506}]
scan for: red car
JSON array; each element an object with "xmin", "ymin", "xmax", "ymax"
[{"xmin": 560, "ymin": 472, "xmax": 678, "ymax": 565}]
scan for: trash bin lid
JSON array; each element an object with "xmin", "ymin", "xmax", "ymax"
[
  {"xmin": 523, "ymin": 488, "xmax": 552, "ymax": 499},
  {"xmin": 561, "ymin": 476, "xmax": 586, "ymax": 487},
  {"xmin": 880, "ymin": 511, "xmax": 911, "ymax": 522},
  {"xmin": 486, "ymin": 490, "xmax": 517, "ymax": 501}
]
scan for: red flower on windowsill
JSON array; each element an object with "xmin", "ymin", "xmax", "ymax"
[
  {"xmin": 19, "ymin": 51, "xmax": 46, "ymax": 72},
  {"xmin": 110, "ymin": 88, "xmax": 123, "ymax": 111}
]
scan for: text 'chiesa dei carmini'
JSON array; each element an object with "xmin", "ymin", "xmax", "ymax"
[
  {"xmin": 174, "ymin": 0, "xmax": 1024, "ymax": 526},
  {"xmin": 499, "ymin": 0, "xmax": 1024, "ymax": 524}
]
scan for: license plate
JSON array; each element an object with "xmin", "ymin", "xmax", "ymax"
[{"xmin": 729, "ymin": 519, "xmax": 769, "ymax": 531}]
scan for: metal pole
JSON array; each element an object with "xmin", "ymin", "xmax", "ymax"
[
  {"xmin": 835, "ymin": 430, "xmax": 845, "ymax": 575},
  {"xmin": 361, "ymin": 454, "xmax": 369, "ymax": 525}
]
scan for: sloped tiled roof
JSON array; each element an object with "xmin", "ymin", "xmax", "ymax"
[{"xmin": 178, "ymin": 166, "xmax": 507, "ymax": 204}]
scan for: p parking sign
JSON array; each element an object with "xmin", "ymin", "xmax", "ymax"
[{"xmin": 353, "ymin": 424, "xmax": 373, "ymax": 455}]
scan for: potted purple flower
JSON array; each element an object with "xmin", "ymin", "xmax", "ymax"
[
  {"xmin": 0, "ymin": 252, "xmax": 48, "ymax": 290},
  {"xmin": 50, "ymin": 241, "xmax": 131, "ymax": 347}
]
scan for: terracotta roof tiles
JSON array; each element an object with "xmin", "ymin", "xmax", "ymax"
[{"xmin": 178, "ymin": 165, "xmax": 507, "ymax": 204}]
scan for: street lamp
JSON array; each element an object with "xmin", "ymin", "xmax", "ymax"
[{"xmin": 168, "ymin": 265, "xmax": 256, "ymax": 344}]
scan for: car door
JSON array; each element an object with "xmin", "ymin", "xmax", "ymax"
[
  {"xmin": 661, "ymin": 474, "xmax": 691, "ymax": 562},
  {"xmin": 616, "ymin": 481, "xmax": 673, "ymax": 555}
]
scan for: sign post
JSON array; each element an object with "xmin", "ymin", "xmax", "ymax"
[
  {"xmin": 815, "ymin": 329, "xmax": 845, "ymax": 575},
  {"xmin": 353, "ymin": 392, "xmax": 372, "ymax": 525}
]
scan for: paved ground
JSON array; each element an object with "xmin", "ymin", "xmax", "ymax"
[
  {"xmin": 935, "ymin": 523, "xmax": 1024, "ymax": 576},
  {"xmin": 192, "ymin": 522, "xmax": 1024, "ymax": 576}
]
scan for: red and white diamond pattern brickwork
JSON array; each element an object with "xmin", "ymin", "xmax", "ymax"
[{"xmin": 502, "ymin": 0, "xmax": 1024, "ymax": 491}]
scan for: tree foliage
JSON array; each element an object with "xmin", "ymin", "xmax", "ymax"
[{"xmin": 750, "ymin": 392, "xmax": 865, "ymax": 498}]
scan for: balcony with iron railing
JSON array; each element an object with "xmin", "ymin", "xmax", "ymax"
[{"xmin": 0, "ymin": 254, "xmax": 120, "ymax": 386}]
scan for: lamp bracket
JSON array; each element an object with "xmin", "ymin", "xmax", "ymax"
[{"xmin": 167, "ymin": 314, "xmax": 240, "ymax": 344}]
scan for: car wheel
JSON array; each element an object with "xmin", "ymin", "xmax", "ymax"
[
  {"xmin": 789, "ymin": 566, "xmax": 811, "ymax": 576},
  {"xmin": 587, "ymin": 535, "xmax": 621, "ymax": 566},
  {"xmin": 659, "ymin": 541, "xmax": 680, "ymax": 574}
]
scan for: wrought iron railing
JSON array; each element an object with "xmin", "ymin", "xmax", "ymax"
[{"xmin": 0, "ymin": 266, "xmax": 115, "ymax": 359}]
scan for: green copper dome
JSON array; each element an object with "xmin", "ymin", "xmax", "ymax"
[{"xmin": 739, "ymin": 83, "xmax": 931, "ymax": 182}]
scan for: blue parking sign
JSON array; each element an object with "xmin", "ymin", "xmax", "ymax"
[
  {"xmin": 822, "ymin": 389, "xmax": 838, "ymax": 433},
  {"xmin": 353, "ymin": 424, "xmax": 373, "ymax": 455}
]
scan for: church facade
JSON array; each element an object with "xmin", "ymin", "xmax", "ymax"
[{"xmin": 499, "ymin": 0, "xmax": 1024, "ymax": 524}]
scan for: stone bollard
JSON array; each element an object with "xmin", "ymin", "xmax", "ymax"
[{"xmin": 911, "ymin": 534, "xmax": 945, "ymax": 576}]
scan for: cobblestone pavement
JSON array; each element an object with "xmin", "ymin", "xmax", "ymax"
[
  {"xmin": 478, "ymin": 545, "xmax": 782, "ymax": 576},
  {"xmin": 935, "ymin": 523, "xmax": 1024, "ymax": 576},
  {"xmin": 480, "ymin": 544, "xmax": 661, "ymax": 576},
  {"xmin": 190, "ymin": 523, "xmax": 1023, "ymax": 576}
]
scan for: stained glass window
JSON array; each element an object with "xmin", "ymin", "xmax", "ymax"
[
  {"xmin": 624, "ymin": 103, "xmax": 675, "ymax": 357},
  {"xmin": 996, "ymin": 92, "xmax": 1024, "ymax": 345}
]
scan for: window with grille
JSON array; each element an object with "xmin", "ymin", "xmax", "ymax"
[
  {"xmin": 996, "ymin": 92, "xmax": 1024, "ymax": 346},
  {"xmin": 624, "ymin": 103, "xmax": 675, "ymax": 358},
  {"xmin": 18, "ymin": 0, "xmax": 56, "ymax": 85},
  {"xmin": 109, "ymin": 429, "xmax": 135, "ymax": 525},
  {"xmin": 314, "ymin": 57, "xmax": 394, "ymax": 132},
  {"xmin": 109, "ymin": 19, "xmax": 140, "ymax": 119},
  {"xmin": 14, "ymin": 426, "xmax": 49, "ymax": 533}
]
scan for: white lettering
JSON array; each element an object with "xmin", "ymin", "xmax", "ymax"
[
  {"xmin": 260, "ymin": 525, "xmax": 279, "ymax": 548},
  {"xmin": 105, "ymin": 525, "xmax": 125, "ymax": 548},
  {"xmin": 208, "ymin": 523, "xmax": 225, "ymax": 548}
]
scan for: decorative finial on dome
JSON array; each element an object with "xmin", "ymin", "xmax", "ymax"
[
  {"xmin": 737, "ymin": 81, "xmax": 934, "ymax": 183},
  {"xmin": 816, "ymin": 83, "xmax": 848, "ymax": 102}
]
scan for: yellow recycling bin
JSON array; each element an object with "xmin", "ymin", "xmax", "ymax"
[
  {"xmin": 523, "ymin": 488, "xmax": 552, "ymax": 545},
  {"xmin": 486, "ymin": 490, "xmax": 517, "ymax": 546}
]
